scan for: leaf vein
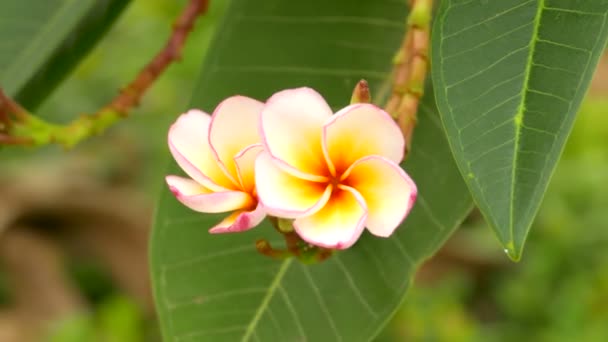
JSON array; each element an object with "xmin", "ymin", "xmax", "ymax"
[
  {"xmin": 446, "ymin": 45, "xmax": 529, "ymax": 89},
  {"xmin": 333, "ymin": 257, "xmax": 379, "ymax": 318},
  {"xmin": 301, "ymin": 265, "xmax": 343, "ymax": 341},
  {"xmin": 442, "ymin": 0, "xmax": 534, "ymax": 40},
  {"xmin": 241, "ymin": 259, "xmax": 293, "ymax": 342}
]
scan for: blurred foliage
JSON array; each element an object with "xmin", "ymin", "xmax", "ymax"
[
  {"xmin": 380, "ymin": 99, "xmax": 608, "ymax": 341},
  {"xmin": 1, "ymin": 1, "xmax": 225, "ymax": 341},
  {"xmin": 1, "ymin": 0, "xmax": 227, "ymax": 195},
  {"xmin": 47, "ymin": 296, "xmax": 148, "ymax": 342}
]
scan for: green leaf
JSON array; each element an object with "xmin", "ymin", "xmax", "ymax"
[
  {"xmin": 151, "ymin": 0, "xmax": 471, "ymax": 341},
  {"xmin": 432, "ymin": 0, "xmax": 608, "ymax": 260},
  {"xmin": 0, "ymin": 0, "xmax": 131, "ymax": 108},
  {"xmin": 151, "ymin": 0, "xmax": 472, "ymax": 341}
]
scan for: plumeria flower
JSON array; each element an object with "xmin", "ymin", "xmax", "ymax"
[
  {"xmin": 255, "ymin": 88, "xmax": 417, "ymax": 249},
  {"xmin": 166, "ymin": 96, "xmax": 266, "ymax": 233}
]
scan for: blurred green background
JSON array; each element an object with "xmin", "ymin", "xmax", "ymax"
[{"xmin": 1, "ymin": 1, "xmax": 607, "ymax": 341}]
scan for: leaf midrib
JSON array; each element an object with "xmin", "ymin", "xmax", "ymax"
[
  {"xmin": 240, "ymin": 258, "xmax": 293, "ymax": 342},
  {"xmin": 507, "ymin": 0, "xmax": 545, "ymax": 260}
]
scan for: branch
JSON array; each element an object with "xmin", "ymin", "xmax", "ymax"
[
  {"xmin": 104, "ymin": 0, "xmax": 209, "ymax": 116},
  {"xmin": 384, "ymin": 0, "xmax": 433, "ymax": 158},
  {"xmin": 0, "ymin": 88, "xmax": 29, "ymax": 125},
  {"xmin": 0, "ymin": 0, "xmax": 209, "ymax": 148}
]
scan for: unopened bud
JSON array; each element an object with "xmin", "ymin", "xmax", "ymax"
[
  {"xmin": 350, "ymin": 79, "xmax": 371, "ymax": 104},
  {"xmin": 277, "ymin": 218, "xmax": 295, "ymax": 233}
]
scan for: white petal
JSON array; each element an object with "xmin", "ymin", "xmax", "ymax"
[
  {"xmin": 342, "ymin": 156, "xmax": 416, "ymax": 237},
  {"xmin": 166, "ymin": 175, "xmax": 254, "ymax": 213},
  {"xmin": 209, "ymin": 96, "xmax": 264, "ymax": 181},
  {"xmin": 260, "ymin": 87, "xmax": 332, "ymax": 181},
  {"xmin": 234, "ymin": 144, "xmax": 264, "ymax": 194},
  {"xmin": 255, "ymin": 152, "xmax": 331, "ymax": 219},
  {"xmin": 209, "ymin": 202, "xmax": 266, "ymax": 233},
  {"xmin": 294, "ymin": 186, "xmax": 367, "ymax": 249},
  {"xmin": 168, "ymin": 109, "xmax": 235, "ymax": 191},
  {"xmin": 323, "ymin": 104, "xmax": 404, "ymax": 175}
]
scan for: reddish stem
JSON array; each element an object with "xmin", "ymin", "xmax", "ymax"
[
  {"xmin": 102, "ymin": 0, "xmax": 210, "ymax": 116},
  {"xmin": 0, "ymin": 88, "xmax": 29, "ymax": 124},
  {"xmin": 0, "ymin": 133, "xmax": 33, "ymax": 145}
]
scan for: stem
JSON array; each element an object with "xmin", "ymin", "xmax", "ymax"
[
  {"xmin": 0, "ymin": 133, "xmax": 33, "ymax": 145},
  {"xmin": 255, "ymin": 240, "xmax": 292, "ymax": 260},
  {"xmin": 104, "ymin": 0, "xmax": 209, "ymax": 116},
  {"xmin": 0, "ymin": 0, "xmax": 209, "ymax": 148},
  {"xmin": 0, "ymin": 88, "xmax": 29, "ymax": 124},
  {"xmin": 384, "ymin": 0, "xmax": 432, "ymax": 158},
  {"xmin": 268, "ymin": 216, "xmax": 300, "ymax": 256},
  {"xmin": 265, "ymin": 215, "xmax": 333, "ymax": 263}
]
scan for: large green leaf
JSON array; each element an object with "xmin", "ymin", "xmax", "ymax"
[
  {"xmin": 150, "ymin": 0, "xmax": 473, "ymax": 341},
  {"xmin": 0, "ymin": 0, "xmax": 130, "ymax": 108},
  {"xmin": 432, "ymin": 0, "xmax": 608, "ymax": 260}
]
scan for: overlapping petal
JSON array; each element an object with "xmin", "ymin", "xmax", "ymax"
[
  {"xmin": 209, "ymin": 203, "xmax": 266, "ymax": 233},
  {"xmin": 323, "ymin": 104, "xmax": 405, "ymax": 175},
  {"xmin": 168, "ymin": 109, "xmax": 235, "ymax": 191},
  {"xmin": 166, "ymin": 175, "xmax": 254, "ymax": 213},
  {"xmin": 293, "ymin": 186, "xmax": 367, "ymax": 249},
  {"xmin": 261, "ymin": 87, "xmax": 332, "ymax": 180},
  {"xmin": 209, "ymin": 96, "xmax": 264, "ymax": 180},
  {"xmin": 255, "ymin": 152, "xmax": 331, "ymax": 218},
  {"xmin": 342, "ymin": 156, "xmax": 417, "ymax": 237},
  {"xmin": 167, "ymin": 87, "xmax": 416, "ymax": 245},
  {"xmin": 234, "ymin": 144, "xmax": 264, "ymax": 194}
]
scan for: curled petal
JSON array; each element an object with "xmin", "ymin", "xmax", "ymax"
[
  {"xmin": 209, "ymin": 202, "xmax": 266, "ymax": 233},
  {"xmin": 323, "ymin": 104, "xmax": 404, "ymax": 175},
  {"xmin": 255, "ymin": 152, "xmax": 331, "ymax": 219},
  {"xmin": 166, "ymin": 175, "xmax": 254, "ymax": 213},
  {"xmin": 234, "ymin": 144, "xmax": 264, "ymax": 193},
  {"xmin": 342, "ymin": 156, "xmax": 416, "ymax": 237},
  {"xmin": 168, "ymin": 109, "xmax": 235, "ymax": 191},
  {"xmin": 209, "ymin": 96, "xmax": 265, "ymax": 181},
  {"xmin": 261, "ymin": 87, "xmax": 332, "ymax": 180},
  {"xmin": 294, "ymin": 186, "xmax": 367, "ymax": 249}
]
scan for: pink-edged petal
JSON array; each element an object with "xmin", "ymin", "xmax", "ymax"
[
  {"xmin": 342, "ymin": 156, "xmax": 417, "ymax": 237},
  {"xmin": 260, "ymin": 87, "xmax": 332, "ymax": 180},
  {"xmin": 234, "ymin": 144, "xmax": 264, "ymax": 194},
  {"xmin": 255, "ymin": 152, "xmax": 331, "ymax": 219},
  {"xmin": 322, "ymin": 104, "xmax": 404, "ymax": 176},
  {"xmin": 293, "ymin": 185, "xmax": 367, "ymax": 249},
  {"xmin": 209, "ymin": 202, "xmax": 265, "ymax": 233},
  {"xmin": 166, "ymin": 175, "xmax": 254, "ymax": 213},
  {"xmin": 209, "ymin": 96, "xmax": 265, "ymax": 181},
  {"xmin": 168, "ymin": 109, "xmax": 235, "ymax": 191}
]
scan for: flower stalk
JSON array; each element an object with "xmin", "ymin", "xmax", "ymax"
[
  {"xmin": 260, "ymin": 216, "xmax": 334, "ymax": 263},
  {"xmin": 0, "ymin": 0, "xmax": 209, "ymax": 148},
  {"xmin": 384, "ymin": 0, "xmax": 433, "ymax": 158}
]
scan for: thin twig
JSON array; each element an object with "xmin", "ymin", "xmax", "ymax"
[
  {"xmin": 0, "ymin": 133, "xmax": 33, "ymax": 145},
  {"xmin": 0, "ymin": 0, "xmax": 210, "ymax": 148},
  {"xmin": 0, "ymin": 88, "xmax": 29, "ymax": 124},
  {"xmin": 103, "ymin": 0, "xmax": 209, "ymax": 116}
]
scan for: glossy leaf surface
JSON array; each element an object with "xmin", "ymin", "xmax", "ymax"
[{"xmin": 432, "ymin": 0, "xmax": 608, "ymax": 259}]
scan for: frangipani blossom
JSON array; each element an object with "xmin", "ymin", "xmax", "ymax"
[
  {"xmin": 256, "ymin": 88, "xmax": 417, "ymax": 249},
  {"xmin": 166, "ymin": 96, "xmax": 266, "ymax": 233}
]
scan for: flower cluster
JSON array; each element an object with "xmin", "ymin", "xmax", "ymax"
[{"xmin": 166, "ymin": 87, "xmax": 417, "ymax": 249}]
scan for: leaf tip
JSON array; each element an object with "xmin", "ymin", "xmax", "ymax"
[{"xmin": 504, "ymin": 240, "xmax": 522, "ymax": 262}]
